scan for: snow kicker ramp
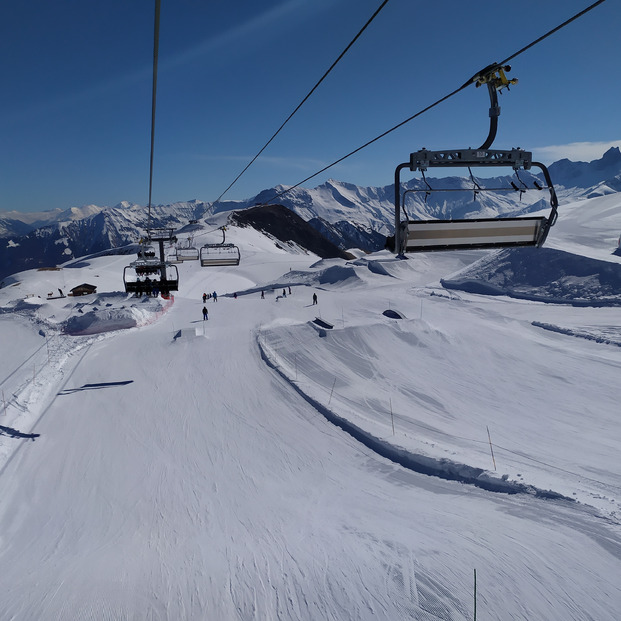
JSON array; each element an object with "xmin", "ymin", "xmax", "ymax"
[{"xmin": 441, "ymin": 247, "xmax": 621, "ymax": 306}]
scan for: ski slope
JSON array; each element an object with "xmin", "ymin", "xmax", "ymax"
[{"xmin": 0, "ymin": 198, "xmax": 620, "ymax": 619}]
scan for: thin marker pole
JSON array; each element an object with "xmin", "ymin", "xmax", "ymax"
[
  {"xmin": 328, "ymin": 377, "xmax": 337, "ymax": 405},
  {"xmin": 473, "ymin": 568, "xmax": 477, "ymax": 621},
  {"xmin": 486, "ymin": 426, "xmax": 497, "ymax": 471}
]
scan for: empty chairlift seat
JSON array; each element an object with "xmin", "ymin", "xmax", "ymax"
[
  {"xmin": 400, "ymin": 216, "xmax": 547, "ymax": 252},
  {"xmin": 393, "ymin": 148, "xmax": 559, "ymax": 255},
  {"xmin": 200, "ymin": 243, "xmax": 240, "ymax": 267},
  {"xmin": 176, "ymin": 247, "xmax": 199, "ymax": 261}
]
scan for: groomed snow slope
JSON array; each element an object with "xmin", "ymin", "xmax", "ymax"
[{"xmin": 0, "ymin": 201, "xmax": 620, "ymax": 619}]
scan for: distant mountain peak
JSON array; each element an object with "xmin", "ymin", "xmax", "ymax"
[
  {"xmin": 547, "ymin": 145, "xmax": 621, "ymax": 188},
  {"xmin": 599, "ymin": 146, "xmax": 621, "ymax": 166}
]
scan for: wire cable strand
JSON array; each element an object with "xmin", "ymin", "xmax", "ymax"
[
  {"xmin": 214, "ymin": 0, "xmax": 391, "ymax": 204},
  {"xmin": 498, "ymin": 0, "xmax": 606, "ymax": 68},
  {"xmin": 147, "ymin": 0, "xmax": 161, "ymax": 230},
  {"xmin": 256, "ymin": 0, "xmax": 607, "ymax": 206}
]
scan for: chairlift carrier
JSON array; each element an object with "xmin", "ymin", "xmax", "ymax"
[
  {"xmin": 124, "ymin": 228, "xmax": 179, "ymax": 295},
  {"xmin": 391, "ymin": 64, "xmax": 559, "ymax": 255},
  {"xmin": 122, "ymin": 2, "xmax": 180, "ymax": 296},
  {"xmin": 175, "ymin": 236, "xmax": 199, "ymax": 261},
  {"xmin": 200, "ymin": 226, "xmax": 241, "ymax": 267}
]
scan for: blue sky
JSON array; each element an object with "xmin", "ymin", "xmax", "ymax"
[{"xmin": 1, "ymin": 0, "xmax": 619, "ymax": 213}]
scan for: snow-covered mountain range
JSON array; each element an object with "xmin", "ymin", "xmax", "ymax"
[
  {"xmin": 1, "ymin": 180, "xmax": 621, "ymax": 618},
  {"xmin": 1, "ymin": 147, "xmax": 620, "ymax": 283}
]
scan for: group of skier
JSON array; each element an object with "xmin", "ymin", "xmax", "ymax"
[{"xmin": 200, "ymin": 287, "xmax": 318, "ymax": 320}]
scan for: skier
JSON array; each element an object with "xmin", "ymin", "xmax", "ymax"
[{"xmin": 202, "ymin": 306, "xmax": 208, "ymax": 320}]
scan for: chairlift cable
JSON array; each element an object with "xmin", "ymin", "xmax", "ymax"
[
  {"xmin": 213, "ymin": 0, "xmax": 391, "ymax": 204},
  {"xmin": 496, "ymin": 0, "xmax": 606, "ymax": 69},
  {"xmin": 260, "ymin": 83, "xmax": 470, "ymax": 205},
  {"xmin": 147, "ymin": 0, "xmax": 161, "ymax": 231},
  {"xmin": 257, "ymin": 0, "xmax": 607, "ymax": 207}
]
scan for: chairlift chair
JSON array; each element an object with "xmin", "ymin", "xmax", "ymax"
[
  {"xmin": 199, "ymin": 226, "xmax": 241, "ymax": 267},
  {"xmin": 123, "ymin": 261, "xmax": 179, "ymax": 296},
  {"xmin": 390, "ymin": 64, "xmax": 559, "ymax": 256},
  {"xmin": 176, "ymin": 247, "xmax": 199, "ymax": 261},
  {"xmin": 174, "ymin": 234, "xmax": 199, "ymax": 261},
  {"xmin": 123, "ymin": 228, "xmax": 179, "ymax": 295},
  {"xmin": 393, "ymin": 148, "xmax": 559, "ymax": 254},
  {"xmin": 200, "ymin": 243, "xmax": 241, "ymax": 267}
]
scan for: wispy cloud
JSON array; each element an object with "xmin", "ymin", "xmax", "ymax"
[
  {"xmin": 196, "ymin": 153, "xmax": 328, "ymax": 171},
  {"xmin": 7, "ymin": 1, "xmax": 314, "ymax": 124},
  {"xmin": 533, "ymin": 140, "xmax": 621, "ymax": 164},
  {"xmin": 165, "ymin": 0, "xmax": 310, "ymax": 70}
]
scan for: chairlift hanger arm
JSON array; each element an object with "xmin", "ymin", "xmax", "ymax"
[{"xmin": 470, "ymin": 63, "xmax": 518, "ymax": 150}]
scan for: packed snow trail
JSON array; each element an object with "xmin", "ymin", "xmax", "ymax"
[{"xmin": 0, "ymin": 271, "xmax": 620, "ymax": 620}]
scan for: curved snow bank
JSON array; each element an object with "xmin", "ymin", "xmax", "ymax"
[
  {"xmin": 258, "ymin": 330, "xmax": 569, "ymax": 500},
  {"xmin": 256, "ymin": 264, "xmax": 362, "ymax": 294},
  {"xmin": 365, "ymin": 260, "xmax": 394, "ymax": 276},
  {"xmin": 62, "ymin": 295, "xmax": 174, "ymax": 335},
  {"xmin": 532, "ymin": 321, "xmax": 621, "ymax": 347},
  {"xmin": 349, "ymin": 257, "xmax": 397, "ymax": 277},
  {"xmin": 316, "ymin": 265, "xmax": 361, "ymax": 286},
  {"xmin": 63, "ymin": 309, "xmax": 137, "ymax": 335},
  {"xmin": 257, "ymin": 315, "xmax": 619, "ymax": 516},
  {"xmin": 442, "ymin": 247, "xmax": 621, "ymax": 306}
]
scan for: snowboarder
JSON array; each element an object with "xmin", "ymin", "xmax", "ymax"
[
  {"xmin": 312, "ymin": 292, "xmax": 318, "ymax": 305},
  {"xmin": 202, "ymin": 306, "xmax": 208, "ymax": 320},
  {"xmin": 202, "ymin": 293, "xmax": 207, "ymax": 303}
]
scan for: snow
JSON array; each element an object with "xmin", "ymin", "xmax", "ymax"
[{"xmin": 0, "ymin": 196, "xmax": 621, "ymax": 619}]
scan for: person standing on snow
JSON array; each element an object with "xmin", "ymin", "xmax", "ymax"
[
  {"xmin": 312, "ymin": 292, "xmax": 318, "ymax": 305},
  {"xmin": 212, "ymin": 291, "xmax": 218, "ymax": 302},
  {"xmin": 202, "ymin": 306, "xmax": 208, "ymax": 320},
  {"xmin": 202, "ymin": 292, "xmax": 207, "ymax": 303}
]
